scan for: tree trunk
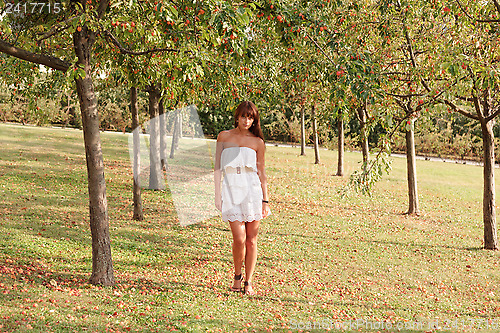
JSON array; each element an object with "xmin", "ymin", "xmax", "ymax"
[
  {"xmin": 170, "ymin": 109, "xmax": 180, "ymax": 158},
  {"xmin": 405, "ymin": 119, "xmax": 419, "ymax": 215},
  {"xmin": 336, "ymin": 111, "xmax": 344, "ymax": 176},
  {"xmin": 312, "ymin": 104, "xmax": 320, "ymax": 164},
  {"xmin": 481, "ymin": 120, "xmax": 498, "ymax": 250},
  {"xmin": 159, "ymin": 98, "xmax": 168, "ymax": 171},
  {"xmin": 300, "ymin": 104, "xmax": 306, "ymax": 156},
  {"xmin": 357, "ymin": 105, "xmax": 369, "ymax": 168},
  {"xmin": 147, "ymin": 84, "xmax": 165, "ymax": 190},
  {"xmin": 130, "ymin": 87, "xmax": 143, "ymax": 221},
  {"xmin": 73, "ymin": 26, "xmax": 115, "ymax": 286},
  {"xmin": 177, "ymin": 109, "xmax": 183, "ymax": 140}
]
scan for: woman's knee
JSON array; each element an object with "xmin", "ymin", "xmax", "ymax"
[
  {"xmin": 245, "ymin": 236, "xmax": 257, "ymax": 248},
  {"xmin": 233, "ymin": 236, "xmax": 246, "ymax": 247}
]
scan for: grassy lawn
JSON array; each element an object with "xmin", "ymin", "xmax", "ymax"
[{"xmin": 1, "ymin": 122, "xmax": 500, "ymax": 332}]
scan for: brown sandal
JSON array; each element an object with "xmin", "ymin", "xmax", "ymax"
[
  {"xmin": 243, "ymin": 281, "xmax": 255, "ymax": 296},
  {"xmin": 230, "ymin": 274, "xmax": 243, "ymax": 292}
]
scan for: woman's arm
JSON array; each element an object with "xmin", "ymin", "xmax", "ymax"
[
  {"xmin": 214, "ymin": 132, "xmax": 225, "ymax": 211},
  {"xmin": 256, "ymin": 139, "xmax": 270, "ymax": 217}
]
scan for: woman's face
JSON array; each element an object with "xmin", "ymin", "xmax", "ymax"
[{"xmin": 238, "ymin": 114, "xmax": 254, "ymax": 130}]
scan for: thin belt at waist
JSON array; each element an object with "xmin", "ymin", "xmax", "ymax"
[{"xmin": 224, "ymin": 166, "xmax": 255, "ymax": 174}]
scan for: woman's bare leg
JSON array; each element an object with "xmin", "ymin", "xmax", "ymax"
[
  {"xmin": 229, "ymin": 221, "xmax": 246, "ymax": 290},
  {"xmin": 244, "ymin": 219, "xmax": 260, "ymax": 294}
]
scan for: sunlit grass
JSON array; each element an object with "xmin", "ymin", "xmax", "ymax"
[{"xmin": 1, "ymin": 123, "xmax": 500, "ymax": 332}]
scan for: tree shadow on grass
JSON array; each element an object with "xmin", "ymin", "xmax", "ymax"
[
  {"xmin": 1, "ymin": 257, "xmax": 457, "ymax": 333},
  {"xmin": 0, "ymin": 317, "xmax": 112, "ymax": 333},
  {"xmin": 0, "ymin": 258, "xmax": 90, "ymax": 291},
  {"xmin": 367, "ymin": 239, "xmax": 483, "ymax": 252},
  {"xmin": 0, "ymin": 218, "xmax": 226, "ymax": 283},
  {"xmin": 265, "ymin": 228, "xmax": 484, "ymax": 253},
  {"xmin": 0, "ymin": 267, "xmax": 228, "ymax": 331},
  {"xmin": 0, "ymin": 256, "xmax": 221, "ymax": 297}
]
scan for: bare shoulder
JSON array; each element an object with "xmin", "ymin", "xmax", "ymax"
[
  {"xmin": 255, "ymin": 137, "xmax": 265, "ymax": 152},
  {"xmin": 217, "ymin": 130, "xmax": 232, "ymax": 142}
]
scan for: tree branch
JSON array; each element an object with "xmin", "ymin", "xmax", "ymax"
[
  {"xmin": 393, "ymin": 97, "xmax": 407, "ymax": 112},
  {"xmin": 477, "ymin": 19, "xmax": 500, "ymax": 23},
  {"xmin": 380, "ymin": 71, "xmax": 410, "ymax": 76},
  {"xmin": 493, "ymin": 0, "xmax": 500, "ymax": 15},
  {"xmin": 455, "ymin": 0, "xmax": 500, "ymax": 23},
  {"xmin": 456, "ymin": 95, "xmax": 475, "ymax": 103},
  {"xmin": 486, "ymin": 107, "xmax": 500, "ymax": 122},
  {"xmin": 386, "ymin": 91, "xmax": 425, "ymax": 99},
  {"xmin": 404, "ymin": 28, "xmax": 432, "ymax": 93},
  {"xmin": 305, "ymin": 33, "xmax": 335, "ymax": 65},
  {"xmin": 439, "ymin": 98, "xmax": 479, "ymax": 120},
  {"xmin": 37, "ymin": 17, "xmax": 76, "ymax": 42},
  {"xmin": 97, "ymin": 0, "xmax": 109, "ymax": 20},
  {"xmin": 103, "ymin": 30, "xmax": 182, "ymax": 55},
  {"xmin": 0, "ymin": 38, "xmax": 70, "ymax": 71},
  {"xmin": 455, "ymin": 0, "xmax": 476, "ymax": 21}
]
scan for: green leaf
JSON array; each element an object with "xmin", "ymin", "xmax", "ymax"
[
  {"xmin": 77, "ymin": 68, "xmax": 86, "ymax": 80},
  {"xmin": 386, "ymin": 114, "xmax": 393, "ymax": 128},
  {"xmin": 168, "ymin": 4, "xmax": 178, "ymax": 18},
  {"xmin": 448, "ymin": 63, "xmax": 457, "ymax": 76}
]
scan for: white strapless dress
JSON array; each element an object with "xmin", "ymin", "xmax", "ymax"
[{"xmin": 221, "ymin": 146, "xmax": 263, "ymax": 222}]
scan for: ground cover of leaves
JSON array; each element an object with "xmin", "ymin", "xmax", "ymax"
[{"xmin": 1, "ymin": 123, "xmax": 500, "ymax": 332}]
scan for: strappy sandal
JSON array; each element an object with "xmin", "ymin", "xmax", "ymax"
[
  {"xmin": 230, "ymin": 274, "xmax": 243, "ymax": 292},
  {"xmin": 243, "ymin": 281, "xmax": 256, "ymax": 296}
]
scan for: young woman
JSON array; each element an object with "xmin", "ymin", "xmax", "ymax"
[{"xmin": 214, "ymin": 101, "xmax": 271, "ymax": 296}]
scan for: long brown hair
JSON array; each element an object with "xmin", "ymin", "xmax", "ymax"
[{"xmin": 234, "ymin": 101, "xmax": 264, "ymax": 141}]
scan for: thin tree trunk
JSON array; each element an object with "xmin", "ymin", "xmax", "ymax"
[
  {"xmin": 147, "ymin": 83, "xmax": 165, "ymax": 190},
  {"xmin": 177, "ymin": 109, "xmax": 183, "ymax": 140},
  {"xmin": 405, "ymin": 118, "xmax": 419, "ymax": 215},
  {"xmin": 336, "ymin": 110, "xmax": 344, "ymax": 176},
  {"xmin": 73, "ymin": 26, "xmax": 115, "ymax": 286},
  {"xmin": 170, "ymin": 109, "xmax": 180, "ymax": 158},
  {"xmin": 403, "ymin": 29, "xmax": 421, "ymax": 217},
  {"xmin": 300, "ymin": 105, "xmax": 306, "ymax": 156},
  {"xmin": 169, "ymin": 114, "xmax": 178, "ymax": 159},
  {"xmin": 481, "ymin": 119, "xmax": 498, "ymax": 250},
  {"xmin": 159, "ymin": 97, "xmax": 168, "ymax": 171},
  {"xmin": 312, "ymin": 104, "xmax": 320, "ymax": 164},
  {"xmin": 357, "ymin": 104, "xmax": 369, "ymax": 168},
  {"xmin": 130, "ymin": 87, "xmax": 143, "ymax": 221}
]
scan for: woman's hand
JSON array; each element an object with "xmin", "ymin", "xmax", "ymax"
[
  {"xmin": 215, "ymin": 195, "xmax": 222, "ymax": 212},
  {"xmin": 262, "ymin": 202, "xmax": 271, "ymax": 218}
]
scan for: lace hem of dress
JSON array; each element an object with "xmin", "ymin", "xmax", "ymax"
[{"xmin": 223, "ymin": 212, "xmax": 263, "ymax": 222}]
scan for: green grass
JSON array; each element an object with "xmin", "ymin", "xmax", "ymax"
[{"xmin": 1, "ymin": 122, "xmax": 500, "ymax": 332}]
